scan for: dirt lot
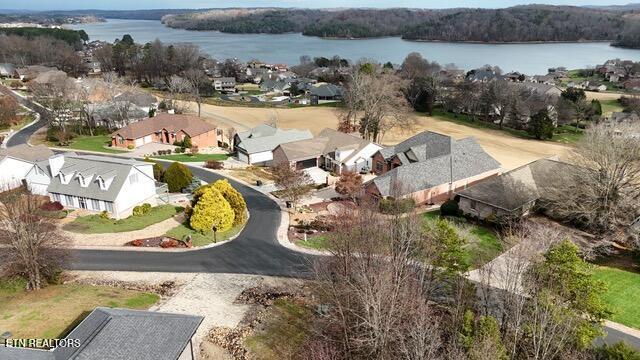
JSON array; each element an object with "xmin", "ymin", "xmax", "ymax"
[{"xmin": 196, "ymin": 102, "xmax": 570, "ymax": 170}]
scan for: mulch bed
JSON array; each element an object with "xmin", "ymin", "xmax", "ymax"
[{"xmin": 126, "ymin": 236, "xmax": 192, "ymax": 248}]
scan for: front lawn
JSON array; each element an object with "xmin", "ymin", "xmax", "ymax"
[
  {"xmin": 63, "ymin": 205, "xmax": 182, "ymax": 234},
  {"xmin": 165, "ymin": 220, "xmax": 246, "ymax": 247},
  {"xmin": 297, "ymin": 235, "xmax": 328, "ymax": 250},
  {"xmin": 600, "ymin": 99, "xmax": 624, "ymax": 116},
  {"xmin": 52, "ymin": 135, "xmax": 126, "ymax": 154},
  {"xmin": 152, "ymin": 153, "xmax": 229, "ymax": 162},
  {"xmin": 592, "ymin": 266, "xmax": 640, "ymax": 329},
  {"xmin": 0, "ymin": 278, "xmax": 159, "ymax": 339},
  {"xmin": 422, "ymin": 211, "xmax": 504, "ymax": 268}
]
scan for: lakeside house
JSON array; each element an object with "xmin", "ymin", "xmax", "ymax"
[
  {"xmin": 85, "ymin": 101, "xmax": 148, "ymax": 130},
  {"xmin": 111, "ymin": 113, "xmax": 219, "ymax": 149},
  {"xmin": 213, "ymin": 77, "xmax": 237, "ymax": 92},
  {"xmin": 2, "ymin": 308, "xmax": 203, "ymax": 360},
  {"xmin": 234, "ymin": 124, "xmax": 313, "ymax": 165},
  {"xmin": 0, "ymin": 144, "xmax": 54, "ymax": 192},
  {"xmin": 272, "ymin": 128, "xmax": 381, "ymax": 174},
  {"xmin": 456, "ymin": 158, "xmax": 572, "ymax": 221},
  {"xmin": 365, "ymin": 131, "xmax": 501, "ymax": 204}
]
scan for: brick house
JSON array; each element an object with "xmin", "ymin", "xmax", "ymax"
[
  {"xmin": 111, "ymin": 113, "xmax": 219, "ymax": 149},
  {"xmin": 365, "ymin": 131, "xmax": 501, "ymax": 205}
]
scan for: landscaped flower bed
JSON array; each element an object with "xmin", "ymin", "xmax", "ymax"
[{"xmin": 127, "ymin": 236, "xmax": 192, "ymax": 248}]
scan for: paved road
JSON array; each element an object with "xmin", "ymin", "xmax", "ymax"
[{"xmin": 68, "ymin": 165, "xmax": 316, "ymax": 277}]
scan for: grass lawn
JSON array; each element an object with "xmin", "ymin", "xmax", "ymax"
[
  {"xmin": 297, "ymin": 235, "xmax": 328, "ymax": 250},
  {"xmin": 551, "ymin": 124, "xmax": 584, "ymax": 143},
  {"xmin": 63, "ymin": 205, "xmax": 182, "ymax": 234},
  {"xmin": 244, "ymin": 299, "xmax": 312, "ymax": 360},
  {"xmin": 593, "ymin": 266, "xmax": 640, "ymax": 329},
  {"xmin": 600, "ymin": 99, "xmax": 624, "ymax": 116},
  {"xmin": 0, "ymin": 278, "xmax": 159, "ymax": 339},
  {"xmin": 165, "ymin": 220, "xmax": 246, "ymax": 247},
  {"xmin": 422, "ymin": 210, "xmax": 503, "ymax": 268},
  {"xmin": 51, "ymin": 135, "xmax": 126, "ymax": 154},
  {"xmin": 152, "ymin": 153, "xmax": 229, "ymax": 162}
]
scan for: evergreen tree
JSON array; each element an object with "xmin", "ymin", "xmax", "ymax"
[
  {"xmin": 189, "ymin": 187, "xmax": 235, "ymax": 239},
  {"xmin": 164, "ymin": 162, "xmax": 192, "ymax": 192},
  {"xmin": 213, "ymin": 179, "xmax": 247, "ymax": 226},
  {"xmin": 527, "ymin": 109, "xmax": 555, "ymax": 140}
]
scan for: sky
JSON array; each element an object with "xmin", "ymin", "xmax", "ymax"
[{"xmin": 0, "ymin": 0, "xmax": 636, "ymax": 11}]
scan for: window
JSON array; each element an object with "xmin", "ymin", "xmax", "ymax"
[
  {"xmin": 104, "ymin": 202, "xmax": 113, "ymax": 213},
  {"xmin": 470, "ymin": 200, "xmax": 477, "ymax": 210},
  {"xmin": 52, "ymin": 193, "xmax": 60, "ymax": 202},
  {"xmin": 64, "ymin": 195, "xmax": 74, "ymax": 207},
  {"xmin": 129, "ymin": 173, "xmax": 139, "ymax": 184},
  {"xmin": 375, "ymin": 161, "xmax": 383, "ymax": 172},
  {"xmin": 78, "ymin": 197, "xmax": 87, "ymax": 209},
  {"xmin": 91, "ymin": 199, "xmax": 100, "ymax": 211}
]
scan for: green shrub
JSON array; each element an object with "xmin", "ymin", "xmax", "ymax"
[
  {"xmin": 164, "ymin": 162, "xmax": 193, "ymax": 192},
  {"xmin": 182, "ymin": 136, "xmax": 192, "ymax": 149},
  {"xmin": 379, "ymin": 197, "xmax": 415, "ymax": 214},
  {"xmin": 132, "ymin": 203, "xmax": 152, "ymax": 216},
  {"xmin": 440, "ymin": 200, "xmax": 461, "ymax": 217},
  {"xmin": 597, "ymin": 342, "xmax": 640, "ymax": 360},
  {"xmin": 127, "ymin": 144, "xmax": 135, "ymax": 150},
  {"xmin": 99, "ymin": 211, "xmax": 110, "ymax": 219}
]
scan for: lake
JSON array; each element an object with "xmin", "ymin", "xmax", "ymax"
[{"xmin": 68, "ymin": 19, "xmax": 640, "ymax": 75}]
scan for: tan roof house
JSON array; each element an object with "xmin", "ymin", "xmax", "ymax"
[{"xmin": 111, "ymin": 113, "xmax": 219, "ymax": 149}]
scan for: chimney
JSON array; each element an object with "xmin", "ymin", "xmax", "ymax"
[{"xmin": 48, "ymin": 154, "xmax": 65, "ymax": 176}]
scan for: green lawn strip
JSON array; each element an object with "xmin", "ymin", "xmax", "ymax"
[
  {"xmin": 600, "ymin": 99, "xmax": 624, "ymax": 116},
  {"xmin": 422, "ymin": 211, "xmax": 503, "ymax": 268},
  {"xmin": 244, "ymin": 299, "xmax": 312, "ymax": 360},
  {"xmin": 165, "ymin": 220, "xmax": 246, "ymax": 247},
  {"xmin": 0, "ymin": 278, "xmax": 159, "ymax": 339},
  {"xmin": 592, "ymin": 266, "xmax": 640, "ymax": 329},
  {"xmin": 151, "ymin": 153, "xmax": 229, "ymax": 162},
  {"xmin": 297, "ymin": 235, "xmax": 328, "ymax": 250},
  {"xmin": 551, "ymin": 124, "xmax": 584, "ymax": 143},
  {"xmin": 63, "ymin": 205, "xmax": 182, "ymax": 234},
  {"xmin": 50, "ymin": 135, "xmax": 127, "ymax": 154}
]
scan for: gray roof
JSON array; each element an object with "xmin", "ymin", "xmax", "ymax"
[
  {"xmin": 0, "ymin": 144, "xmax": 54, "ymax": 163},
  {"xmin": 378, "ymin": 131, "xmax": 453, "ymax": 163},
  {"xmin": 0, "ymin": 63, "xmax": 15, "ymax": 76},
  {"xmin": 309, "ymin": 83, "xmax": 343, "ymax": 98},
  {"xmin": 113, "ymin": 91, "xmax": 158, "ymax": 108},
  {"xmin": 85, "ymin": 101, "xmax": 148, "ymax": 121},
  {"xmin": 236, "ymin": 124, "xmax": 313, "ymax": 154},
  {"xmin": 370, "ymin": 137, "xmax": 501, "ymax": 197},
  {"xmin": 456, "ymin": 158, "xmax": 574, "ymax": 211},
  {"xmin": 276, "ymin": 128, "xmax": 372, "ymax": 162},
  {"xmin": 0, "ymin": 308, "xmax": 203, "ymax": 360},
  {"xmin": 518, "ymin": 82, "xmax": 562, "ymax": 96},
  {"xmin": 46, "ymin": 154, "xmax": 152, "ymax": 202}
]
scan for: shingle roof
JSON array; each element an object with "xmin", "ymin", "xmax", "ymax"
[
  {"xmin": 112, "ymin": 113, "xmax": 217, "ymax": 140},
  {"xmin": 309, "ymin": 83, "xmax": 343, "ymax": 97},
  {"xmin": 46, "ymin": 154, "xmax": 152, "ymax": 202},
  {"xmin": 378, "ymin": 131, "xmax": 453, "ymax": 163},
  {"xmin": 456, "ymin": 158, "xmax": 574, "ymax": 211},
  {"xmin": 85, "ymin": 101, "xmax": 147, "ymax": 121},
  {"xmin": 113, "ymin": 91, "xmax": 158, "ymax": 108},
  {"xmin": 0, "ymin": 144, "xmax": 54, "ymax": 162},
  {"xmin": 276, "ymin": 128, "xmax": 372, "ymax": 162},
  {"xmin": 53, "ymin": 308, "xmax": 203, "ymax": 360},
  {"xmin": 236, "ymin": 124, "xmax": 313, "ymax": 154},
  {"xmin": 370, "ymin": 137, "xmax": 501, "ymax": 197}
]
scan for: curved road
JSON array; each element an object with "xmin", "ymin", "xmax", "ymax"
[{"xmin": 4, "ymin": 87, "xmax": 639, "ymax": 349}]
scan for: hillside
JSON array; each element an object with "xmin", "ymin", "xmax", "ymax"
[{"xmin": 160, "ymin": 6, "xmax": 640, "ymax": 46}]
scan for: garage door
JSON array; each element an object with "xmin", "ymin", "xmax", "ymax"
[
  {"xmin": 296, "ymin": 158, "xmax": 317, "ymax": 170},
  {"xmin": 134, "ymin": 138, "xmax": 144, "ymax": 147},
  {"xmin": 143, "ymin": 135, "xmax": 153, "ymax": 144}
]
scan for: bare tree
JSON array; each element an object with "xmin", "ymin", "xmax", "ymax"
[
  {"xmin": 0, "ymin": 190, "xmax": 70, "ymax": 290},
  {"xmin": 165, "ymin": 75, "xmax": 192, "ymax": 114},
  {"xmin": 271, "ymin": 163, "xmax": 313, "ymax": 212},
  {"xmin": 547, "ymin": 122, "xmax": 640, "ymax": 234},
  {"xmin": 184, "ymin": 68, "xmax": 210, "ymax": 117}
]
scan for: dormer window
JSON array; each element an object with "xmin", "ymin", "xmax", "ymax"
[{"xmin": 78, "ymin": 174, "xmax": 85, "ymax": 186}]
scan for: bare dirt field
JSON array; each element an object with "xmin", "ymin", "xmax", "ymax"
[
  {"xmin": 195, "ymin": 102, "xmax": 570, "ymax": 170},
  {"xmin": 585, "ymin": 90, "xmax": 625, "ymax": 101}
]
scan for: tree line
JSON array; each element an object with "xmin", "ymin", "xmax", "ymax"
[
  {"xmin": 0, "ymin": 34, "xmax": 85, "ymax": 76},
  {"xmin": 162, "ymin": 6, "xmax": 640, "ymax": 47}
]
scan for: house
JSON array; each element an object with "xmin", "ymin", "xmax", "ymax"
[
  {"xmin": 111, "ymin": 113, "xmax": 219, "ymax": 149},
  {"xmin": 14, "ymin": 65, "xmax": 57, "ymax": 81},
  {"xmin": 85, "ymin": 101, "xmax": 148, "ymax": 130},
  {"xmin": 213, "ymin": 77, "xmax": 236, "ymax": 92},
  {"xmin": 365, "ymin": 131, "xmax": 501, "ymax": 204},
  {"xmin": 272, "ymin": 128, "xmax": 382, "ymax": 173},
  {"xmin": 529, "ymin": 75, "xmax": 555, "ymax": 85},
  {"xmin": 260, "ymin": 79, "xmax": 292, "ymax": 94},
  {"xmin": 624, "ymin": 79, "xmax": 640, "ymax": 92},
  {"xmin": 466, "ymin": 69, "xmax": 505, "ymax": 83},
  {"xmin": 308, "ymin": 83, "xmax": 343, "ymax": 103},
  {"xmin": 518, "ymin": 82, "xmax": 563, "ymax": 97},
  {"xmin": 234, "ymin": 124, "xmax": 313, "ymax": 165},
  {"xmin": 587, "ymin": 82, "xmax": 608, "ymax": 92},
  {"xmin": 0, "ymin": 144, "xmax": 54, "ymax": 193},
  {"xmin": 27, "ymin": 153, "xmax": 161, "ymax": 218},
  {"xmin": 456, "ymin": 158, "xmax": 572, "ymax": 221},
  {"xmin": 2, "ymin": 307, "xmax": 203, "ymax": 360},
  {"xmin": 0, "ymin": 63, "xmax": 15, "ymax": 78},
  {"xmin": 113, "ymin": 90, "xmax": 158, "ymax": 114}
]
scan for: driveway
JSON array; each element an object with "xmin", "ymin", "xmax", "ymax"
[{"xmin": 303, "ymin": 167, "xmax": 329, "ymax": 185}]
